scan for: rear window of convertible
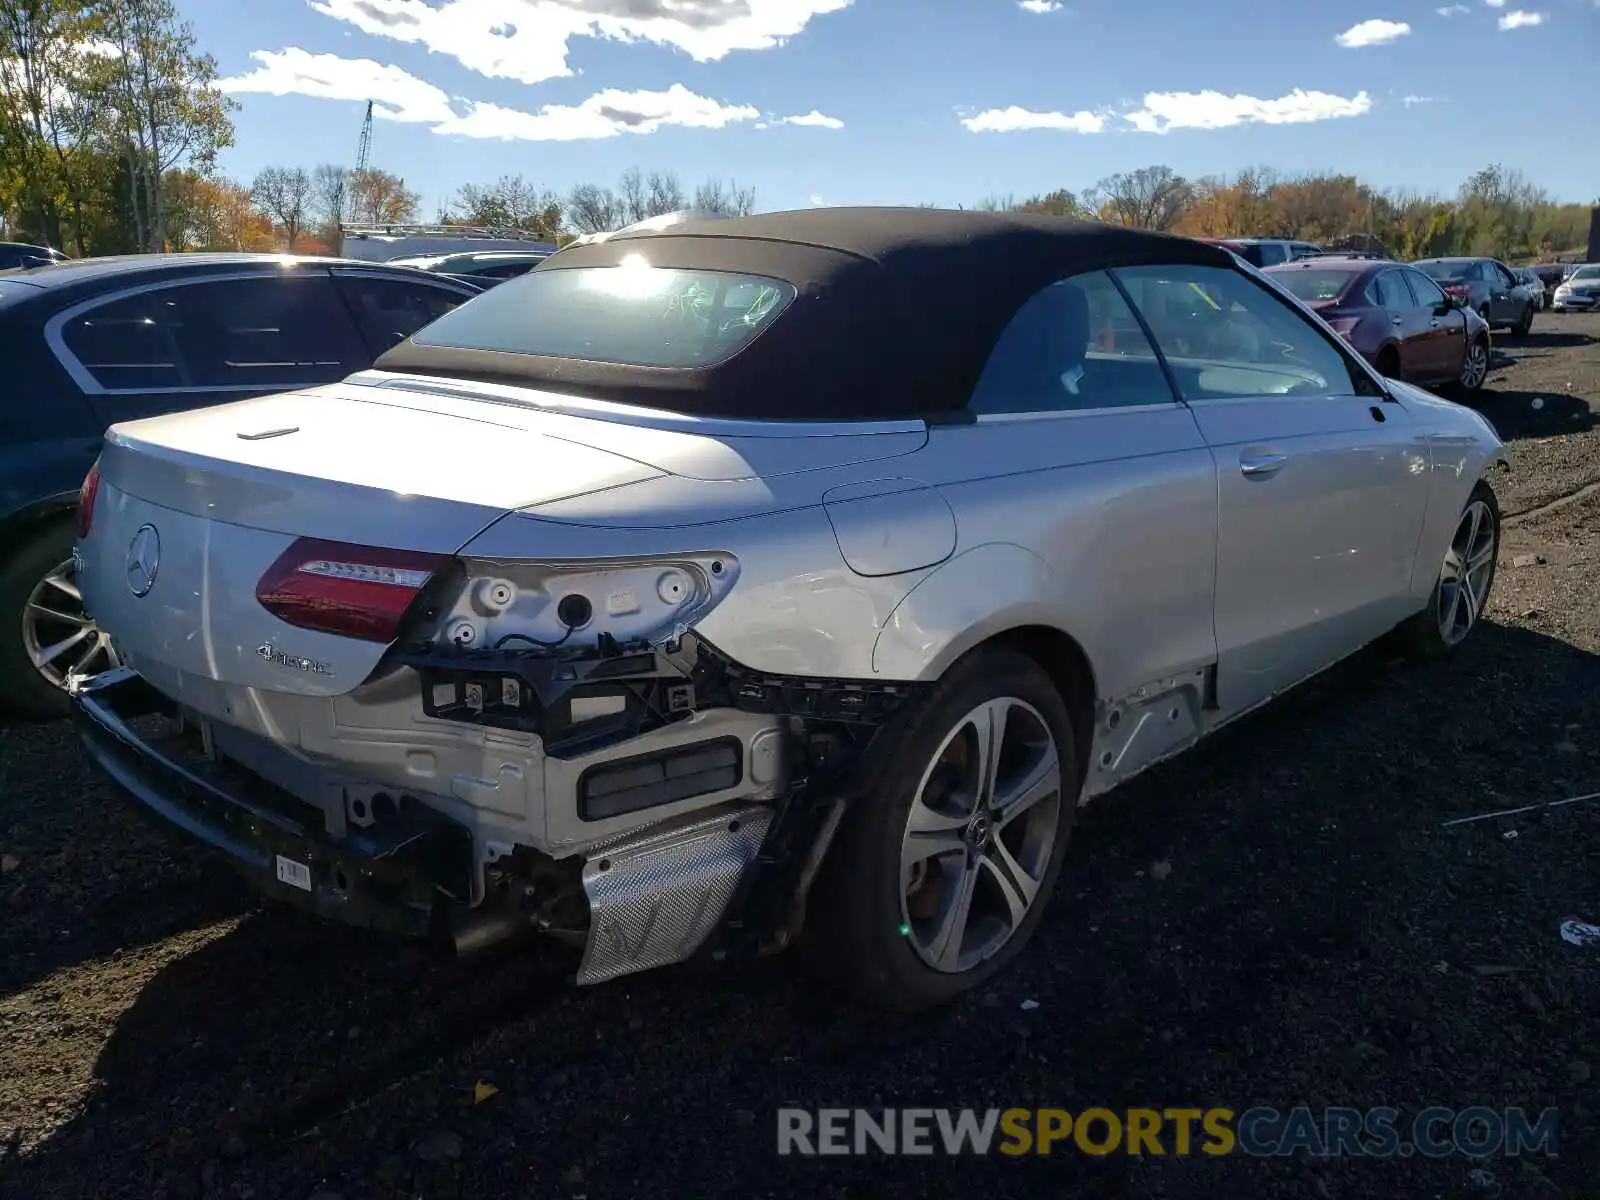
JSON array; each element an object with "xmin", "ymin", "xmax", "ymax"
[{"xmin": 407, "ymin": 261, "xmax": 798, "ymax": 368}]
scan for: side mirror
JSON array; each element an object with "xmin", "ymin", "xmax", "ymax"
[{"xmin": 1433, "ymin": 300, "xmax": 1454, "ymax": 317}]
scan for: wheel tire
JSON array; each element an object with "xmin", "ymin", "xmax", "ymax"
[
  {"xmin": 1514, "ymin": 304, "xmax": 1534, "ymax": 337},
  {"xmin": 1393, "ymin": 480, "xmax": 1500, "ymax": 660},
  {"xmin": 799, "ymin": 647, "xmax": 1079, "ymax": 1011},
  {"xmin": 1455, "ymin": 336, "xmax": 1490, "ymax": 394},
  {"xmin": 0, "ymin": 518, "xmax": 112, "ymax": 719},
  {"xmin": 1374, "ymin": 347, "xmax": 1400, "ymax": 380}
]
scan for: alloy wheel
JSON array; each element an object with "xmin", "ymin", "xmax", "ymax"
[
  {"xmin": 1437, "ymin": 500, "xmax": 1496, "ymax": 646},
  {"xmin": 1460, "ymin": 342, "xmax": 1488, "ymax": 390},
  {"xmin": 21, "ymin": 557, "xmax": 118, "ymax": 690},
  {"xmin": 899, "ymin": 697, "xmax": 1063, "ymax": 974}
]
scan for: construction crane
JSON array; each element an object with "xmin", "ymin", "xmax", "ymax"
[{"xmin": 346, "ymin": 99, "xmax": 373, "ymax": 225}]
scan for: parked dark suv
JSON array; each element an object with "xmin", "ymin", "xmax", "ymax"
[
  {"xmin": 0, "ymin": 253, "xmax": 479, "ymax": 718},
  {"xmin": 1412, "ymin": 256, "xmax": 1537, "ymax": 336}
]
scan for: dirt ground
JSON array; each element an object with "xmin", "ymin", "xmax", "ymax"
[{"xmin": 2, "ymin": 315, "xmax": 1599, "ymax": 1200}]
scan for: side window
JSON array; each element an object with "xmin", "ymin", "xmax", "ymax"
[
  {"xmin": 336, "ymin": 276, "xmax": 470, "ymax": 355},
  {"xmin": 1406, "ymin": 270, "xmax": 1448, "ymax": 309},
  {"xmin": 59, "ymin": 292, "xmax": 188, "ymax": 390},
  {"xmin": 1114, "ymin": 262, "xmax": 1376, "ymax": 401},
  {"xmin": 1256, "ymin": 243, "xmax": 1288, "ymax": 267},
  {"xmin": 1369, "ymin": 271, "xmax": 1412, "ymax": 309},
  {"xmin": 162, "ymin": 275, "xmax": 367, "ymax": 388},
  {"xmin": 968, "ymin": 270, "xmax": 1175, "ymax": 415}
]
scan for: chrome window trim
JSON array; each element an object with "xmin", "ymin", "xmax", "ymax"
[
  {"xmin": 44, "ymin": 266, "xmax": 475, "ymax": 397},
  {"xmin": 973, "ymin": 401, "xmax": 1184, "ymax": 424}
]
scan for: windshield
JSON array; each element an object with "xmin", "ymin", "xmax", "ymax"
[
  {"xmin": 1271, "ymin": 269, "xmax": 1355, "ymax": 302},
  {"xmin": 409, "ymin": 261, "xmax": 797, "ymax": 368},
  {"xmin": 1416, "ymin": 261, "xmax": 1469, "ymax": 282},
  {"xmin": 1569, "ymin": 266, "xmax": 1600, "ymax": 280}
]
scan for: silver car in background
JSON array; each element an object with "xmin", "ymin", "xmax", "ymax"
[
  {"xmin": 1552, "ymin": 264, "xmax": 1600, "ymax": 311},
  {"xmin": 71, "ymin": 210, "xmax": 1508, "ymax": 1011}
]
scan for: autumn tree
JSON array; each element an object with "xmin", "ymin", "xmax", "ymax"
[
  {"xmin": 97, "ymin": 0, "xmax": 235, "ymax": 251},
  {"xmin": 1086, "ymin": 165, "xmax": 1194, "ymax": 231},
  {"xmin": 0, "ymin": 0, "xmax": 114, "ymax": 252},
  {"xmin": 251, "ymin": 165, "xmax": 309, "ymax": 250},
  {"xmin": 565, "ymin": 182, "xmax": 623, "ymax": 234},
  {"xmin": 440, "ymin": 174, "xmax": 562, "ymax": 239},
  {"xmin": 347, "ymin": 168, "xmax": 420, "ymax": 225},
  {"xmin": 693, "ymin": 176, "xmax": 757, "ymax": 218},
  {"xmin": 310, "ymin": 162, "xmax": 347, "ymax": 244}
]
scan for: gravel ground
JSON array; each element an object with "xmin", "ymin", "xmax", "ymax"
[{"xmin": 3, "ymin": 315, "xmax": 1599, "ymax": 1200}]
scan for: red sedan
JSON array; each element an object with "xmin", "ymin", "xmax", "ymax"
[{"xmin": 1264, "ymin": 257, "xmax": 1492, "ymax": 394}]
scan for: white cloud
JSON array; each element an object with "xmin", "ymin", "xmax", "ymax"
[
  {"xmin": 1402, "ymin": 94, "xmax": 1439, "ymax": 105},
  {"xmin": 1435, "ymin": 3, "xmax": 1469, "ymax": 13},
  {"xmin": 1017, "ymin": 0, "xmax": 1063, "ymax": 12},
  {"xmin": 1124, "ymin": 88, "xmax": 1373, "ymax": 132},
  {"xmin": 1497, "ymin": 9, "xmax": 1544, "ymax": 26},
  {"xmin": 218, "ymin": 48, "xmax": 760, "ymax": 141},
  {"xmin": 306, "ymin": 0, "xmax": 852, "ymax": 86},
  {"xmin": 961, "ymin": 106, "xmax": 1106, "ymax": 133},
  {"xmin": 809, "ymin": 193, "xmax": 828, "ymax": 206},
  {"xmin": 1484, "ymin": 0, "xmax": 1506, "ymax": 7},
  {"xmin": 779, "ymin": 109, "xmax": 843, "ymax": 128},
  {"xmin": 218, "ymin": 48, "xmax": 456, "ymax": 123},
  {"xmin": 1335, "ymin": 18, "xmax": 1411, "ymax": 46}
]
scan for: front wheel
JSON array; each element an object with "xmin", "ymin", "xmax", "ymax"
[
  {"xmin": 1514, "ymin": 304, "xmax": 1534, "ymax": 337},
  {"xmin": 1394, "ymin": 481, "xmax": 1500, "ymax": 659},
  {"xmin": 801, "ymin": 647, "xmax": 1078, "ymax": 1010}
]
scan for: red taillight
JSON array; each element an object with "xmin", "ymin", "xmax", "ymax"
[
  {"xmin": 77, "ymin": 460, "xmax": 101, "ymax": 538},
  {"xmin": 255, "ymin": 538, "xmax": 453, "ymax": 643},
  {"xmin": 1441, "ymin": 282, "xmax": 1470, "ymax": 297}
]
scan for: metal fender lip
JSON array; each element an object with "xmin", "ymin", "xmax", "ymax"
[{"xmin": 870, "ymin": 542, "xmax": 1059, "ymax": 680}]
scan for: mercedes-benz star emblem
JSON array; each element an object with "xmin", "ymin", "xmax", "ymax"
[{"xmin": 126, "ymin": 524, "xmax": 161, "ymax": 598}]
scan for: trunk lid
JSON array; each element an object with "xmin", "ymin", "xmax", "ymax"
[
  {"xmin": 83, "ymin": 385, "xmax": 666, "ymax": 696},
  {"xmin": 100, "ymin": 385, "xmax": 666, "ymax": 550}
]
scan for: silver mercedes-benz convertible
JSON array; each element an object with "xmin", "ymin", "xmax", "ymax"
[{"xmin": 70, "ymin": 208, "xmax": 1507, "ymax": 1010}]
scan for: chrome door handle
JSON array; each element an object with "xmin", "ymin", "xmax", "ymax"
[
  {"xmin": 1239, "ymin": 451, "xmax": 1288, "ymax": 477},
  {"xmin": 1390, "ymin": 315, "xmax": 1403, "ymax": 325},
  {"xmin": 1429, "ymin": 319, "xmax": 1441, "ymax": 328}
]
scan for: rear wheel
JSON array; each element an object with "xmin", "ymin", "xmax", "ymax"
[
  {"xmin": 1457, "ymin": 336, "xmax": 1489, "ymax": 393},
  {"xmin": 0, "ymin": 519, "xmax": 119, "ymax": 719},
  {"xmin": 1374, "ymin": 346, "xmax": 1400, "ymax": 380},
  {"xmin": 802, "ymin": 647, "xmax": 1078, "ymax": 1011}
]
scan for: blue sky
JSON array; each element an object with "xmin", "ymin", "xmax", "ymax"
[{"xmin": 185, "ymin": 0, "xmax": 1600, "ymax": 217}]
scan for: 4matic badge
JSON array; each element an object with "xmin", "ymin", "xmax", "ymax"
[{"xmin": 256, "ymin": 644, "xmax": 334, "ymax": 676}]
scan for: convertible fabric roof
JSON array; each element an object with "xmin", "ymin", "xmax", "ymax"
[{"xmin": 374, "ymin": 207, "xmax": 1236, "ymax": 420}]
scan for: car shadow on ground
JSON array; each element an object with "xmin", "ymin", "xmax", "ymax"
[
  {"xmin": 1471, "ymin": 388, "xmax": 1596, "ymax": 440},
  {"xmin": 1507, "ymin": 330, "xmax": 1599, "ymax": 352},
  {"xmin": 5, "ymin": 622, "xmax": 1600, "ymax": 1199}
]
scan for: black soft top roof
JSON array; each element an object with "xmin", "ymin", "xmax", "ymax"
[{"xmin": 374, "ymin": 206, "xmax": 1235, "ymax": 420}]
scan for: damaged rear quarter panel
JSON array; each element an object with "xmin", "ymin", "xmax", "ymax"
[{"xmin": 458, "ymin": 506, "xmax": 929, "ymax": 680}]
